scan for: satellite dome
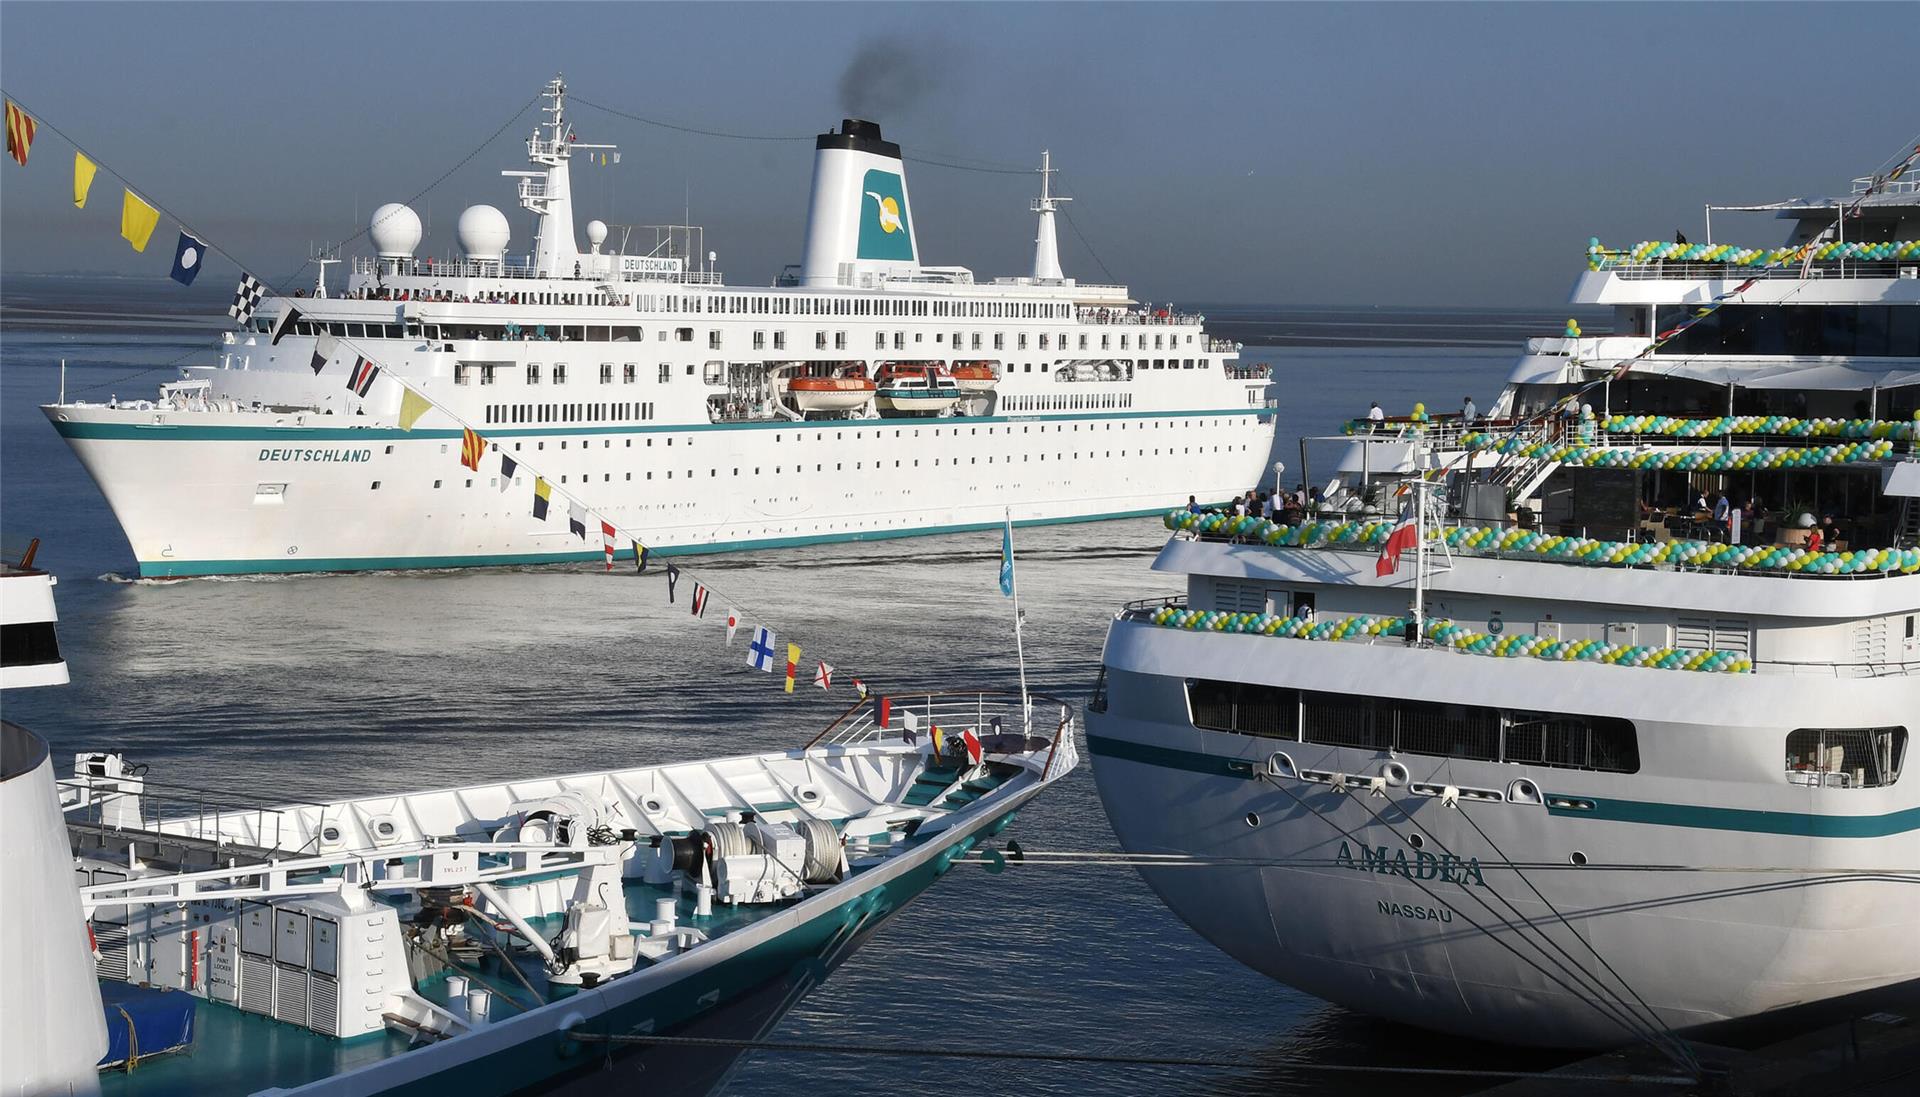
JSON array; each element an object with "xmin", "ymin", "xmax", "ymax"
[
  {"xmin": 369, "ymin": 203, "xmax": 422, "ymax": 258},
  {"xmin": 457, "ymin": 204, "xmax": 511, "ymax": 261},
  {"xmin": 585, "ymin": 219, "xmax": 608, "ymax": 253}
]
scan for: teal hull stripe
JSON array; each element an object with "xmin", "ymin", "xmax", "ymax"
[
  {"xmin": 1548, "ymin": 796, "xmax": 1920, "ymax": 838},
  {"xmin": 1086, "ymin": 733, "xmax": 1259, "ymax": 780},
  {"xmin": 135, "ymin": 506, "xmax": 1178, "ymax": 578},
  {"xmin": 1086, "ymin": 735, "xmax": 1920, "ymax": 837},
  {"xmin": 53, "ymin": 406, "xmax": 1273, "ymax": 442}
]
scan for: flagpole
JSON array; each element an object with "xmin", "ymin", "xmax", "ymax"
[
  {"xmin": 1409, "ymin": 476, "xmax": 1428, "ymax": 646},
  {"xmin": 1006, "ymin": 507, "xmax": 1031, "ymax": 732}
]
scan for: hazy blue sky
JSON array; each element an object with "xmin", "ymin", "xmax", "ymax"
[{"xmin": 2, "ymin": 2, "xmax": 1914, "ymax": 306}]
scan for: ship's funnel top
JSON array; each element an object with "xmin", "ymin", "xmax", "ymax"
[
  {"xmin": 798, "ymin": 119, "xmax": 919, "ymax": 286},
  {"xmin": 816, "ymin": 119, "xmax": 900, "ymax": 159}
]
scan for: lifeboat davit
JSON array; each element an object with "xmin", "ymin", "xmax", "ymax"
[
  {"xmin": 949, "ymin": 361, "xmax": 1000, "ymax": 393},
  {"xmin": 874, "ymin": 363, "xmax": 961, "ymax": 416},
  {"xmin": 788, "ymin": 375, "xmax": 877, "ymax": 413}
]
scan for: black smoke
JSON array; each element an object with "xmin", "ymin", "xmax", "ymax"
[{"xmin": 836, "ymin": 37, "xmax": 941, "ymax": 121}]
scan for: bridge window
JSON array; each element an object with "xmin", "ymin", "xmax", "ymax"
[{"xmin": 1786, "ymin": 727, "xmax": 1906, "ymax": 788}]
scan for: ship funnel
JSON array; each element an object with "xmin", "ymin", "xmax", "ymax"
[{"xmin": 798, "ymin": 119, "xmax": 920, "ymax": 287}]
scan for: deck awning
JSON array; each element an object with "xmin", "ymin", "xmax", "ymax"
[
  {"xmin": 1731, "ymin": 362, "xmax": 1920, "ymax": 391},
  {"xmin": 1627, "ymin": 359, "xmax": 1920, "ymax": 390}
]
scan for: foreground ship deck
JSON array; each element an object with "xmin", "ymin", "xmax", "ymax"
[
  {"xmin": 9, "ymin": 690, "xmax": 1075, "ymax": 1096},
  {"xmin": 41, "ymin": 78, "xmax": 1274, "ymax": 578}
]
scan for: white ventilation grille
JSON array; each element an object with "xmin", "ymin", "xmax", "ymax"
[
  {"xmin": 240, "ymin": 955, "xmax": 274, "ymax": 1015},
  {"xmin": 1211, "ymin": 580, "xmax": 1271, "ymax": 613},
  {"xmin": 1678, "ymin": 616, "xmax": 1750, "ymax": 653},
  {"xmin": 308, "ymin": 975, "xmax": 339, "ymax": 1036},
  {"xmin": 273, "ymin": 964, "xmax": 309, "ymax": 1027},
  {"xmin": 93, "ymin": 925, "xmax": 130, "ymax": 981}
]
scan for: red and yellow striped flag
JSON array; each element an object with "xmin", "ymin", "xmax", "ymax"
[
  {"xmin": 784, "ymin": 643, "xmax": 800, "ymax": 693},
  {"xmin": 5, "ymin": 100, "xmax": 35, "ymax": 166},
  {"xmin": 460, "ymin": 428, "xmax": 485, "ymax": 471}
]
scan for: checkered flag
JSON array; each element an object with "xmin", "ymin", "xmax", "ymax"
[{"xmin": 228, "ymin": 274, "xmax": 266, "ymax": 326}]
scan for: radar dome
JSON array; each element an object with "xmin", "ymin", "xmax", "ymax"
[
  {"xmin": 585, "ymin": 219, "xmax": 608, "ymax": 253},
  {"xmin": 457, "ymin": 204, "xmax": 511, "ymax": 261},
  {"xmin": 369, "ymin": 203, "xmax": 423, "ymax": 258}
]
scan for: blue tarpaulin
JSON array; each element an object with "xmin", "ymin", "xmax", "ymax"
[{"xmin": 99, "ymin": 982, "xmax": 196, "ymax": 1068}]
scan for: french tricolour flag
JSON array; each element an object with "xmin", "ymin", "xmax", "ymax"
[{"xmin": 1376, "ymin": 497, "xmax": 1417, "ymax": 577}]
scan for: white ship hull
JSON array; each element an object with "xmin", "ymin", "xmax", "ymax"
[
  {"xmin": 46, "ymin": 404, "xmax": 1273, "ymax": 577},
  {"xmin": 1088, "ymin": 605, "xmax": 1920, "ymax": 1048}
]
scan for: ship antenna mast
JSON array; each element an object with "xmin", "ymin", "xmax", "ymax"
[
  {"xmin": 311, "ymin": 245, "xmax": 340, "ymax": 299},
  {"xmin": 1031, "ymin": 150, "xmax": 1070, "ymax": 282}
]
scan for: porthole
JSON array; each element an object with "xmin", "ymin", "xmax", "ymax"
[
  {"xmin": 1569, "ymin": 850, "xmax": 1589, "ymax": 867},
  {"xmin": 1244, "ymin": 812, "xmax": 1260, "ymax": 828}
]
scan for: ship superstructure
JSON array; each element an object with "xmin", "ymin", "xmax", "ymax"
[
  {"xmin": 1087, "ymin": 165, "xmax": 1919, "ymax": 1052},
  {"xmin": 42, "ymin": 78, "xmax": 1274, "ymax": 578}
]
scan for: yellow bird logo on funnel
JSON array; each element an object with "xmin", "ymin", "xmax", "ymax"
[{"xmin": 865, "ymin": 191, "xmax": 903, "ymax": 234}]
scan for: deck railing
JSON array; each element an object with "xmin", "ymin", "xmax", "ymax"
[
  {"xmin": 60, "ymin": 771, "xmax": 324, "ymax": 855},
  {"xmin": 806, "ymin": 688, "xmax": 1077, "ymax": 778}
]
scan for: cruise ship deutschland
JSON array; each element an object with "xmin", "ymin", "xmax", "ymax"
[
  {"xmin": 43, "ymin": 79, "xmax": 1274, "ymax": 577},
  {"xmin": 1089, "ymin": 163, "xmax": 1918, "ymax": 1051}
]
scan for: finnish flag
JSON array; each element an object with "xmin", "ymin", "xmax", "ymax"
[
  {"xmin": 170, "ymin": 232, "xmax": 207, "ymax": 286},
  {"xmin": 746, "ymin": 626, "xmax": 777, "ymax": 672}
]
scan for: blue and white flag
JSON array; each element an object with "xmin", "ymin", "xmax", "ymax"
[
  {"xmin": 170, "ymin": 231, "xmax": 207, "ymax": 286},
  {"xmin": 999, "ymin": 517, "xmax": 1015, "ymax": 597},
  {"xmin": 747, "ymin": 626, "xmax": 777, "ymax": 672}
]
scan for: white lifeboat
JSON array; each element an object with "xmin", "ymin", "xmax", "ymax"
[{"xmin": 874, "ymin": 363, "xmax": 961, "ymax": 416}]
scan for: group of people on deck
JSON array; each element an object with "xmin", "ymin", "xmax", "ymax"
[{"xmin": 1188, "ymin": 486, "xmax": 1323, "ymax": 526}]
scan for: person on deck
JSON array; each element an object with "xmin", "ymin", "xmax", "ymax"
[
  {"xmin": 1187, "ymin": 495, "xmax": 1201, "ymax": 515},
  {"xmin": 1462, "ymin": 395, "xmax": 1478, "ymax": 423},
  {"xmin": 1367, "ymin": 401, "xmax": 1385, "ymax": 424},
  {"xmin": 1714, "ymin": 492, "xmax": 1732, "ymax": 542}
]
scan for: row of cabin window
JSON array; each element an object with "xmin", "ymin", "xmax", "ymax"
[
  {"xmin": 659, "ymin": 294, "xmax": 1070, "ymax": 320},
  {"xmin": 1185, "ymin": 678, "xmax": 1642, "ymax": 773},
  {"xmin": 484, "ymin": 402, "xmax": 658, "ymax": 425},
  {"xmin": 459, "ymin": 359, "xmax": 1202, "ymax": 390},
  {"xmin": 379, "ymin": 441, "xmax": 1253, "ymax": 493},
  {"xmin": 459, "ymin": 362, "xmax": 708, "ymax": 386},
  {"xmin": 1004, "ymin": 393, "xmax": 1136, "ymax": 411},
  {"xmin": 263, "ymin": 317, "xmax": 1189, "ymax": 355}
]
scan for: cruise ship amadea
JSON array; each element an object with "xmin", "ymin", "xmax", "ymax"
[
  {"xmin": 1089, "ymin": 163, "xmax": 1919, "ymax": 1052},
  {"xmin": 42, "ymin": 77, "xmax": 1274, "ymax": 578}
]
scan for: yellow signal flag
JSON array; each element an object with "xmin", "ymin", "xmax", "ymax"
[
  {"xmin": 784, "ymin": 643, "xmax": 801, "ymax": 693},
  {"xmin": 73, "ymin": 153, "xmax": 97, "ymax": 208},
  {"xmin": 120, "ymin": 190, "xmax": 160, "ymax": 252},
  {"xmin": 398, "ymin": 389, "xmax": 432, "ymax": 431}
]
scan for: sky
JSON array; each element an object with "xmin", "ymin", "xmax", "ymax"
[{"xmin": 2, "ymin": 1, "xmax": 1915, "ymax": 307}]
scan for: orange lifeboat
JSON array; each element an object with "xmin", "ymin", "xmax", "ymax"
[
  {"xmin": 949, "ymin": 361, "xmax": 999, "ymax": 393},
  {"xmin": 788, "ymin": 373, "xmax": 877, "ymax": 414}
]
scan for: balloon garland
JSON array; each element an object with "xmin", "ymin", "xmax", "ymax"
[
  {"xmin": 1144, "ymin": 607, "xmax": 1753, "ymax": 674},
  {"xmin": 1456, "ymin": 431, "xmax": 1895, "ymax": 471},
  {"xmin": 1588, "ymin": 238, "xmax": 1920, "ymax": 271},
  {"xmin": 1601, "ymin": 413, "xmax": 1919, "ymax": 441},
  {"xmin": 1163, "ymin": 511, "xmax": 1920, "ymax": 577}
]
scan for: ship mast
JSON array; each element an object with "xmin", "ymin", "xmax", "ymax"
[
  {"xmin": 504, "ymin": 76, "xmax": 618, "ymax": 278},
  {"xmin": 1031, "ymin": 150, "xmax": 1069, "ymax": 282}
]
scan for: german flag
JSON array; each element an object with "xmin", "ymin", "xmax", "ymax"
[
  {"xmin": 460, "ymin": 428, "xmax": 485, "ymax": 472},
  {"xmin": 5, "ymin": 101, "xmax": 34, "ymax": 166}
]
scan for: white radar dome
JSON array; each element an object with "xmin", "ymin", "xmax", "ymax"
[
  {"xmin": 369, "ymin": 203, "xmax": 422, "ymax": 258},
  {"xmin": 457, "ymin": 204, "xmax": 511, "ymax": 261},
  {"xmin": 585, "ymin": 219, "xmax": 608, "ymax": 253}
]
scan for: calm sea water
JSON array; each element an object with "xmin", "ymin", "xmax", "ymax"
[{"xmin": 0, "ymin": 279, "xmax": 1567, "ymax": 1095}]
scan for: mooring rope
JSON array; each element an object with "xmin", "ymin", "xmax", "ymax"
[{"xmin": 563, "ymin": 1029, "xmax": 1696, "ymax": 1084}]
